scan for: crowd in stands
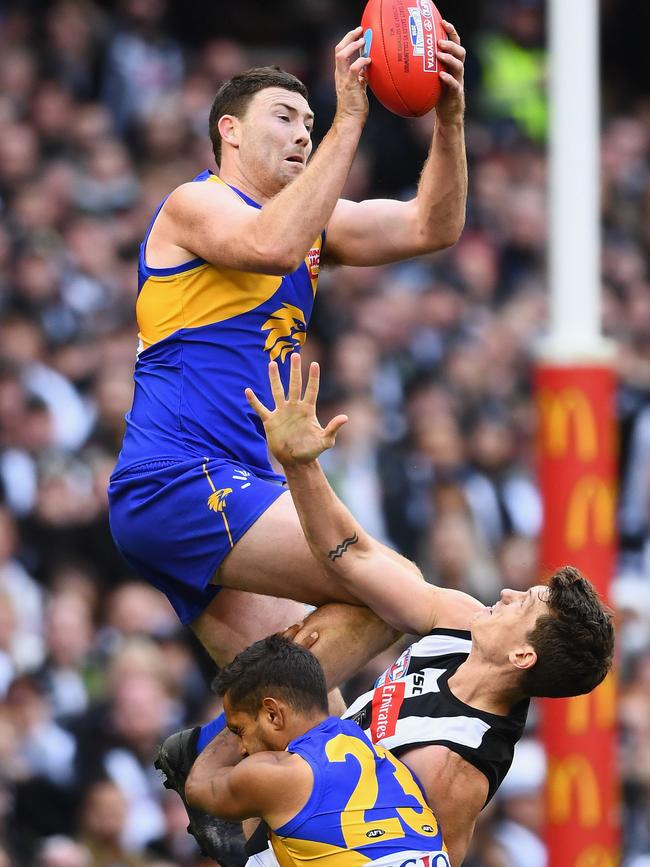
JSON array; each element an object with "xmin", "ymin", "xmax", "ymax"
[{"xmin": 0, "ymin": 0, "xmax": 648, "ymax": 864}]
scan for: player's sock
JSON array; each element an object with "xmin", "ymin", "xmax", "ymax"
[{"xmin": 196, "ymin": 711, "xmax": 226, "ymax": 754}]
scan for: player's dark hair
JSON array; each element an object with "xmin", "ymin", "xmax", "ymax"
[
  {"xmin": 209, "ymin": 66, "xmax": 309, "ymax": 164},
  {"xmin": 521, "ymin": 566, "xmax": 614, "ymax": 698},
  {"xmin": 215, "ymin": 634, "xmax": 328, "ymax": 716}
]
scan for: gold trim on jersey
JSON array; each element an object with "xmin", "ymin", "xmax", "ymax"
[
  {"xmin": 137, "ymin": 263, "xmax": 283, "ymax": 350},
  {"xmin": 271, "ymin": 834, "xmax": 369, "ymax": 867}
]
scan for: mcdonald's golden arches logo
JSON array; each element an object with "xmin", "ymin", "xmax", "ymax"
[
  {"xmin": 565, "ymin": 476, "xmax": 616, "ymax": 550},
  {"xmin": 574, "ymin": 844, "xmax": 617, "ymax": 867},
  {"xmin": 566, "ymin": 673, "xmax": 616, "ymax": 736},
  {"xmin": 538, "ymin": 388, "xmax": 598, "ymax": 462},
  {"xmin": 548, "ymin": 755, "xmax": 601, "ymax": 828}
]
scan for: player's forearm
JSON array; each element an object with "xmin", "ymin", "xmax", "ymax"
[
  {"xmin": 284, "ymin": 460, "xmax": 373, "ymax": 580},
  {"xmin": 414, "ymin": 119, "xmax": 467, "ymax": 249},
  {"xmin": 254, "ymin": 116, "xmax": 364, "ymax": 270},
  {"xmin": 185, "ymin": 726, "xmax": 242, "ymax": 814},
  {"xmin": 284, "ymin": 460, "xmax": 433, "ymax": 634}
]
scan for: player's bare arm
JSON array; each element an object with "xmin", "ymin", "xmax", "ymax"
[
  {"xmin": 325, "ymin": 20, "xmax": 467, "ymax": 265},
  {"xmin": 246, "ymin": 354, "xmax": 483, "ymax": 634},
  {"xmin": 185, "ymin": 745, "xmax": 312, "ymax": 827},
  {"xmin": 404, "ymin": 746, "xmax": 488, "ymax": 867},
  {"xmin": 147, "ymin": 28, "xmax": 371, "ymax": 277}
]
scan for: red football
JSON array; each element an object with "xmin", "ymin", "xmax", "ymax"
[{"xmin": 361, "ymin": 0, "xmax": 447, "ymax": 117}]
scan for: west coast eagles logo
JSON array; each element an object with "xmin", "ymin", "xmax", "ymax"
[
  {"xmin": 207, "ymin": 487, "xmax": 232, "ymax": 513},
  {"xmin": 261, "ymin": 303, "xmax": 307, "ymax": 362}
]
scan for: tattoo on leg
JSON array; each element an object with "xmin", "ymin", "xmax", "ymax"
[{"xmin": 328, "ymin": 533, "xmax": 359, "ymax": 561}]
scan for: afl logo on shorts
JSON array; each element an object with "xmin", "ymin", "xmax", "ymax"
[{"xmin": 307, "ymin": 245, "xmax": 321, "ymax": 278}]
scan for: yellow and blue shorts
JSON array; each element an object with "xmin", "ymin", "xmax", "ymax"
[{"xmin": 108, "ymin": 456, "xmax": 285, "ymax": 624}]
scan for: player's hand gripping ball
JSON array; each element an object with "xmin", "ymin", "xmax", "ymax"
[{"xmin": 361, "ymin": 0, "xmax": 447, "ymax": 117}]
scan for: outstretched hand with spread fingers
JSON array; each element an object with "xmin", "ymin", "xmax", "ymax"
[{"xmin": 245, "ymin": 353, "xmax": 348, "ymax": 467}]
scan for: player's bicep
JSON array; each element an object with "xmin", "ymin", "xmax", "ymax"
[
  {"xmin": 188, "ymin": 757, "xmax": 273, "ymax": 821},
  {"xmin": 427, "ymin": 766, "xmax": 487, "ymax": 867},
  {"xmin": 165, "ymin": 184, "xmax": 290, "ymax": 276},
  {"xmin": 427, "ymin": 586, "xmax": 486, "ymax": 631},
  {"xmin": 325, "ymin": 198, "xmax": 429, "ymax": 266}
]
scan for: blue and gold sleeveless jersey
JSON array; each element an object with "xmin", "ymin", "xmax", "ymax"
[
  {"xmin": 270, "ymin": 717, "xmax": 449, "ymax": 867},
  {"xmin": 115, "ymin": 170, "xmax": 324, "ymax": 481}
]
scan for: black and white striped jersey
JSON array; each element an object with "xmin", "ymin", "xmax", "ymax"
[{"xmin": 342, "ymin": 628, "xmax": 529, "ymax": 804}]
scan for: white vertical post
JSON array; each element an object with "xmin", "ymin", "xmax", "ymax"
[
  {"xmin": 546, "ymin": 0, "xmax": 604, "ymax": 359},
  {"xmin": 540, "ymin": 6, "xmax": 619, "ymax": 866}
]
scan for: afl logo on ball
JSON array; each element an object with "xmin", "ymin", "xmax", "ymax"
[{"xmin": 409, "ymin": 0, "xmax": 437, "ymax": 72}]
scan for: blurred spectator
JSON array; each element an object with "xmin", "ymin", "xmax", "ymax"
[
  {"xmin": 0, "ymin": 508, "xmax": 43, "ymax": 671},
  {"xmin": 492, "ymin": 739, "xmax": 547, "ymax": 867},
  {"xmin": 6, "ymin": 675, "xmax": 76, "ymax": 788},
  {"xmin": 476, "ymin": 0, "xmax": 547, "ymax": 142},
  {"xmin": 36, "ymin": 835, "xmax": 91, "ymax": 867},
  {"xmin": 102, "ymin": 0, "xmax": 184, "ymax": 133},
  {"xmin": 42, "ymin": 0, "xmax": 106, "ymax": 100},
  {"xmin": 146, "ymin": 789, "xmax": 203, "ymax": 864},
  {"xmin": 464, "ymin": 409, "xmax": 541, "ymax": 548},
  {"xmin": 77, "ymin": 779, "xmax": 147, "ymax": 866},
  {"xmin": 36, "ymin": 592, "xmax": 95, "ymax": 718},
  {"xmin": 320, "ymin": 395, "xmax": 391, "ymax": 543}
]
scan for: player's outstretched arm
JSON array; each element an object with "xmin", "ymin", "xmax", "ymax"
[
  {"xmin": 161, "ymin": 28, "xmax": 371, "ymax": 276},
  {"xmin": 246, "ymin": 355, "xmax": 481, "ymax": 634},
  {"xmin": 324, "ymin": 20, "xmax": 467, "ymax": 267}
]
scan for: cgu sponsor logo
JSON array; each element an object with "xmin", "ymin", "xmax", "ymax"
[
  {"xmin": 565, "ymin": 475, "xmax": 616, "ymax": 550},
  {"xmin": 398, "ymin": 855, "xmax": 450, "ymax": 867},
  {"xmin": 371, "ymin": 681, "xmax": 405, "ymax": 741},
  {"xmin": 537, "ymin": 387, "xmax": 599, "ymax": 462}
]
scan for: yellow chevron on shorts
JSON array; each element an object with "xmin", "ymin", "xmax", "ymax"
[{"xmin": 202, "ymin": 461, "xmax": 234, "ymax": 548}]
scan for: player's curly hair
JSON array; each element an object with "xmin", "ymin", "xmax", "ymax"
[
  {"xmin": 215, "ymin": 633, "xmax": 328, "ymax": 716},
  {"xmin": 209, "ymin": 66, "xmax": 309, "ymax": 165},
  {"xmin": 521, "ymin": 566, "xmax": 614, "ymax": 698}
]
